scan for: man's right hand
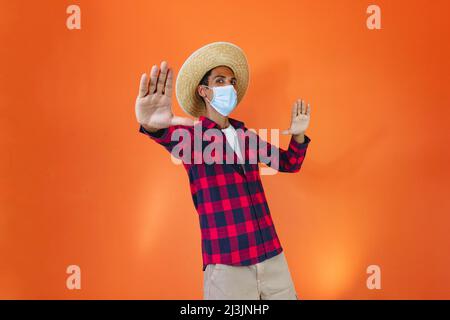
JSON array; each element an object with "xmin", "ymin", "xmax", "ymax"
[{"xmin": 135, "ymin": 61, "xmax": 194, "ymax": 132}]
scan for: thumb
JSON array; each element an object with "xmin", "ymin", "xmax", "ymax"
[
  {"xmin": 281, "ymin": 129, "xmax": 291, "ymax": 135},
  {"xmin": 171, "ymin": 116, "xmax": 195, "ymax": 126}
]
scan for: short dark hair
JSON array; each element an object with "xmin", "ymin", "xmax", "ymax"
[{"xmin": 199, "ymin": 69, "xmax": 213, "ymax": 87}]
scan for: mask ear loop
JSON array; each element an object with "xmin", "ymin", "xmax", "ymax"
[{"xmin": 201, "ymin": 85, "xmax": 213, "ymax": 105}]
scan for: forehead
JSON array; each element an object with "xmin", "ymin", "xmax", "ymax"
[{"xmin": 210, "ymin": 65, "xmax": 235, "ymax": 77}]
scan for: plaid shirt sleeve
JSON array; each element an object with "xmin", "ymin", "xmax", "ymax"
[
  {"xmin": 138, "ymin": 124, "xmax": 193, "ymax": 162},
  {"xmin": 257, "ymin": 133, "xmax": 311, "ymax": 172}
]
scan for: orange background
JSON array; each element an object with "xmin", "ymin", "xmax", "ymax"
[{"xmin": 1, "ymin": 0, "xmax": 450, "ymax": 299}]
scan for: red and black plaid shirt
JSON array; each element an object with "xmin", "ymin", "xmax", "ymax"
[{"xmin": 139, "ymin": 115, "xmax": 311, "ymax": 271}]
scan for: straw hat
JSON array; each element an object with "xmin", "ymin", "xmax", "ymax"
[{"xmin": 175, "ymin": 41, "xmax": 250, "ymax": 118}]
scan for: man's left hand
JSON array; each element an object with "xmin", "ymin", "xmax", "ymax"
[{"xmin": 281, "ymin": 99, "xmax": 311, "ymax": 142}]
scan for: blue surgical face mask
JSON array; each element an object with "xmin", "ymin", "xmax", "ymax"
[{"xmin": 202, "ymin": 84, "xmax": 238, "ymax": 116}]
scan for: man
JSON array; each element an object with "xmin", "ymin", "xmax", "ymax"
[{"xmin": 135, "ymin": 42, "xmax": 312, "ymax": 300}]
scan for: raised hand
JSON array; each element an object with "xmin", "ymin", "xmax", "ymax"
[
  {"xmin": 281, "ymin": 99, "xmax": 311, "ymax": 136},
  {"xmin": 135, "ymin": 61, "xmax": 194, "ymax": 130}
]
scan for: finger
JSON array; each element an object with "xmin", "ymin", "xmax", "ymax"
[
  {"xmin": 171, "ymin": 116, "xmax": 195, "ymax": 126},
  {"xmin": 164, "ymin": 68, "xmax": 173, "ymax": 96},
  {"xmin": 291, "ymin": 101, "xmax": 298, "ymax": 119},
  {"xmin": 281, "ymin": 129, "xmax": 291, "ymax": 135},
  {"xmin": 149, "ymin": 64, "xmax": 158, "ymax": 94},
  {"xmin": 156, "ymin": 61, "xmax": 168, "ymax": 94},
  {"xmin": 138, "ymin": 73, "xmax": 149, "ymax": 98},
  {"xmin": 301, "ymin": 100, "xmax": 305, "ymax": 115},
  {"xmin": 307, "ymin": 103, "xmax": 311, "ymax": 116}
]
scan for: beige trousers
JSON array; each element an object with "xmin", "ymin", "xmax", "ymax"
[{"xmin": 203, "ymin": 252, "xmax": 298, "ymax": 300}]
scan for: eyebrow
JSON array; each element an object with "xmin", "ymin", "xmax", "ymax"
[{"xmin": 213, "ymin": 75, "xmax": 237, "ymax": 80}]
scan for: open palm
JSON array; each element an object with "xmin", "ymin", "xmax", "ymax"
[
  {"xmin": 282, "ymin": 99, "xmax": 311, "ymax": 135},
  {"xmin": 135, "ymin": 61, "xmax": 194, "ymax": 130}
]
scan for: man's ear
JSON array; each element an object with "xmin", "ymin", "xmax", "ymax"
[
  {"xmin": 200, "ymin": 85, "xmax": 211, "ymax": 98},
  {"xmin": 197, "ymin": 85, "xmax": 205, "ymax": 98},
  {"xmin": 198, "ymin": 85, "xmax": 211, "ymax": 104},
  {"xmin": 196, "ymin": 85, "xmax": 207, "ymax": 107}
]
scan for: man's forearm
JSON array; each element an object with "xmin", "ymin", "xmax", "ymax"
[{"xmin": 293, "ymin": 132, "xmax": 305, "ymax": 144}]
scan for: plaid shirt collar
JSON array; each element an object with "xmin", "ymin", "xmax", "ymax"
[
  {"xmin": 198, "ymin": 115, "xmax": 248, "ymax": 165},
  {"xmin": 198, "ymin": 115, "xmax": 246, "ymax": 131}
]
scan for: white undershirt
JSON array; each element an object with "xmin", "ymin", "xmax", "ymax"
[{"xmin": 221, "ymin": 124, "xmax": 244, "ymax": 162}]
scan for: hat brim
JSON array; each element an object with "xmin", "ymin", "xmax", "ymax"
[{"xmin": 175, "ymin": 42, "xmax": 249, "ymax": 118}]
